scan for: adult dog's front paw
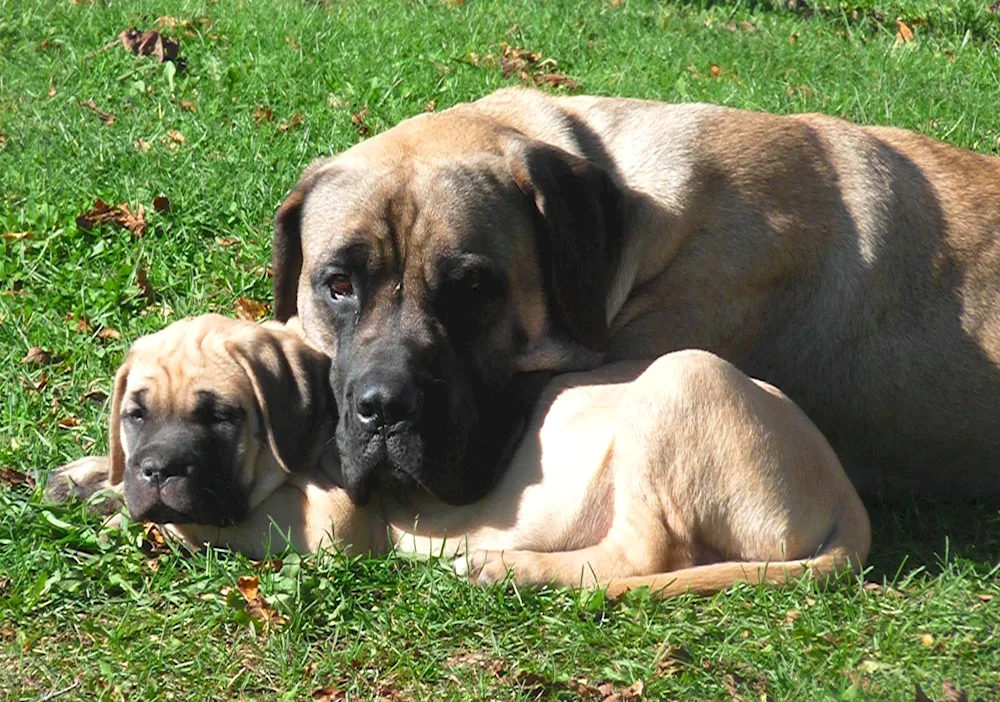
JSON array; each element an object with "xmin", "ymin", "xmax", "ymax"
[{"xmin": 454, "ymin": 550, "xmax": 514, "ymax": 586}]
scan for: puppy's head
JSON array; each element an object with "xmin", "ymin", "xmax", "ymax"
[
  {"xmin": 271, "ymin": 97, "xmax": 624, "ymax": 506},
  {"xmin": 108, "ymin": 314, "xmax": 334, "ymax": 526}
]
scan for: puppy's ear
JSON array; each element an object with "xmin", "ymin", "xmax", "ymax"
[
  {"xmin": 108, "ymin": 356, "xmax": 133, "ymax": 485},
  {"xmin": 273, "ymin": 158, "xmax": 334, "ymax": 322},
  {"xmin": 226, "ymin": 330, "xmax": 334, "ymax": 474},
  {"xmin": 504, "ymin": 137, "xmax": 625, "ymax": 350}
]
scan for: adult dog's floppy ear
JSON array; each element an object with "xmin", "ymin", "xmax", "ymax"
[
  {"xmin": 273, "ymin": 158, "xmax": 334, "ymax": 322},
  {"xmin": 226, "ymin": 329, "xmax": 334, "ymax": 474},
  {"xmin": 108, "ymin": 356, "xmax": 133, "ymax": 486},
  {"xmin": 504, "ymin": 137, "xmax": 625, "ymax": 350}
]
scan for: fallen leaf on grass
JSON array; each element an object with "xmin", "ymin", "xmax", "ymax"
[
  {"xmin": 166, "ymin": 129, "xmax": 185, "ymax": 144},
  {"xmin": 24, "ymin": 372, "xmax": 47, "ymax": 393},
  {"xmin": 96, "ymin": 327, "xmax": 122, "ymax": 341},
  {"xmin": 423, "ymin": 99, "xmax": 436, "ymax": 112},
  {"xmin": 727, "ymin": 21, "xmax": 759, "ymax": 34},
  {"xmin": 311, "ymin": 687, "xmax": 346, "ymax": 702},
  {"xmin": 497, "ymin": 43, "xmax": 579, "ymax": 91},
  {"xmin": 254, "ymin": 105, "xmax": 274, "ymax": 124},
  {"xmin": 0, "ymin": 467, "xmax": 36, "ymax": 489},
  {"xmin": 141, "ymin": 522, "xmax": 176, "ymax": 556},
  {"xmin": 57, "ymin": 416, "xmax": 81, "ymax": 429},
  {"xmin": 921, "ymin": 633, "xmax": 935, "ymax": 647},
  {"xmin": 216, "ymin": 237, "xmax": 239, "ymax": 247},
  {"xmin": 0, "ymin": 627, "xmax": 13, "ymax": 642},
  {"xmin": 2, "ymin": 231, "xmax": 32, "ymax": 241},
  {"xmin": 653, "ymin": 644, "xmax": 691, "ymax": 678},
  {"xmin": 80, "ymin": 99, "xmax": 116, "ymax": 125},
  {"xmin": 351, "ymin": 106, "xmax": 370, "ymax": 137},
  {"xmin": 136, "ymin": 138, "xmax": 152, "ymax": 153},
  {"xmin": 234, "ymin": 297, "xmax": 270, "ymax": 321},
  {"xmin": 83, "ymin": 389, "xmax": 109, "ymax": 403},
  {"xmin": 119, "ymin": 28, "xmax": 179, "ymax": 62},
  {"xmin": 136, "ymin": 267, "xmax": 156, "ymax": 306},
  {"xmin": 895, "ymin": 20, "xmax": 915, "ymax": 44},
  {"xmin": 21, "ymin": 347, "xmax": 52, "ymax": 366},
  {"xmin": 709, "ymin": 64, "xmax": 722, "ymax": 78},
  {"xmin": 179, "ymin": 100, "xmax": 196, "ymax": 112},
  {"xmin": 604, "ymin": 679, "xmax": 644, "ymax": 701},
  {"xmin": 976, "ymin": 593, "xmax": 994, "ymax": 603},
  {"xmin": 278, "ymin": 114, "xmax": 304, "ymax": 132},
  {"xmin": 785, "ymin": 609, "xmax": 802, "ymax": 625},
  {"xmin": 152, "ymin": 195, "xmax": 171, "ymax": 212},
  {"xmin": 235, "ymin": 575, "xmax": 288, "ymax": 625},
  {"xmin": 76, "ymin": 199, "xmax": 147, "ymax": 238}
]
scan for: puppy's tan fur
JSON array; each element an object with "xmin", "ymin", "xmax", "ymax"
[
  {"xmin": 277, "ymin": 88, "xmax": 1000, "ymax": 501},
  {"xmin": 50, "ymin": 317, "xmax": 869, "ymax": 599}
]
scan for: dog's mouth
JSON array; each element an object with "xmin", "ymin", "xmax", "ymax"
[{"xmin": 123, "ymin": 470, "xmax": 240, "ymax": 527}]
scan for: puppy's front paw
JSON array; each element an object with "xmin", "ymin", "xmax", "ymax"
[
  {"xmin": 454, "ymin": 550, "xmax": 514, "ymax": 587},
  {"xmin": 44, "ymin": 456, "xmax": 122, "ymax": 516}
]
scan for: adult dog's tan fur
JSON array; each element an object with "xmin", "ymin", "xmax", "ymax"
[
  {"xmin": 276, "ymin": 88, "xmax": 1000, "ymax": 501},
  {"xmin": 49, "ymin": 317, "xmax": 870, "ymax": 599}
]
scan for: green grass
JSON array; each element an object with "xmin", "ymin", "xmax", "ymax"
[{"xmin": 2, "ymin": 0, "xmax": 1000, "ymax": 698}]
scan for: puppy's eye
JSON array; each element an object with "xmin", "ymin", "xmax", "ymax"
[
  {"xmin": 124, "ymin": 407, "xmax": 145, "ymax": 423},
  {"xmin": 328, "ymin": 274, "xmax": 354, "ymax": 301}
]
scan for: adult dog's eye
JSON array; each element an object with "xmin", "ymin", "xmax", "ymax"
[{"xmin": 328, "ymin": 274, "xmax": 354, "ymax": 301}]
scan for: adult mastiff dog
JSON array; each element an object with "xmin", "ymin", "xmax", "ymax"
[{"xmin": 272, "ymin": 87, "xmax": 1000, "ymax": 505}]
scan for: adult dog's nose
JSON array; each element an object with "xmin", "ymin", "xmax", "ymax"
[
  {"xmin": 354, "ymin": 373, "xmax": 424, "ymax": 433},
  {"xmin": 139, "ymin": 454, "xmax": 191, "ymax": 483}
]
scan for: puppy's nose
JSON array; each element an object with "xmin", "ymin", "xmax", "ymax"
[
  {"xmin": 140, "ymin": 455, "xmax": 191, "ymax": 483},
  {"xmin": 354, "ymin": 375, "xmax": 423, "ymax": 433}
]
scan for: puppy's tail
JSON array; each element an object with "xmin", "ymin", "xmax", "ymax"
[{"xmin": 603, "ymin": 496, "xmax": 871, "ymax": 600}]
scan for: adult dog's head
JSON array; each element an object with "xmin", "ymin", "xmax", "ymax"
[
  {"xmin": 273, "ymin": 89, "xmax": 625, "ymax": 506},
  {"xmin": 107, "ymin": 315, "xmax": 334, "ymax": 525}
]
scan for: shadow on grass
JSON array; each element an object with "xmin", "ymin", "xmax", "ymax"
[{"xmin": 864, "ymin": 498, "xmax": 1000, "ymax": 581}]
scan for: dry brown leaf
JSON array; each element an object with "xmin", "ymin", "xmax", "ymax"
[
  {"xmin": 76, "ymin": 199, "xmax": 146, "ymax": 238},
  {"xmin": 141, "ymin": 522, "xmax": 173, "ymax": 555},
  {"xmin": 0, "ymin": 467, "xmax": 36, "ymax": 489},
  {"xmin": 423, "ymin": 99, "xmax": 437, "ymax": 112},
  {"xmin": 976, "ymin": 593, "xmax": 994, "ymax": 603},
  {"xmin": 179, "ymin": 100, "xmax": 196, "ymax": 112},
  {"xmin": 254, "ymin": 105, "xmax": 274, "ymax": 124},
  {"xmin": 534, "ymin": 73, "xmax": 578, "ymax": 90},
  {"xmin": 785, "ymin": 609, "xmax": 802, "ymax": 625},
  {"xmin": 216, "ymin": 237, "xmax": 239, "ymax": 247},
  {"xmin": 74, "ymin": 317, "xmax": 93, "ymax": 333},
  {"xmin": 0, "ymin": 627, "xmax": 14, "ymax": 642},
  {"xmin": 58, "ymin": 416, "xmax": 81, "ymax": 429},
  {"xmin": 236, "ymin": 575, "xmax": 287, "ymax": 625},
  {"xmin": 136, "ymin": 138, "xmax": 152, "ymax": 153},
  {"xmin": 80, "ymin": 99, "xmax": 116, "ymax": 125},
  {"xmin": 21, "ymin": 347, "xmax": 52, "ymax": 366},
  {"xmin": 278, "ymin": 114, "xmax": 304, "ymax": 132},
  {"xmin": 119, "ymin": 29, "xmax": 179, "ymax": 62},
  {"xmin": 311, "ymin": 687, "xmax": 346, "ymax": 702},
  {"xmin": 25, "ymin": 372, "xmax": 48, "ymax": 393},
  {"xmin": 942, "ymin": 681, "xmax": 969, "ymax": 702},
  {"xmin": 234, "ymin": 297, "xmax": 270, "ymax": 321},
  {"xmin": 3, "ymin": 231, "xmax": 32, "ymax": 241},
  {"xmin": 351, "ymin": 106, "xmax": 370, "ymax": 137},
  {"xmin": 896, "ymin": 20, "xmax": 915, "ymax": 43},
  {"xmin": 152, "ymin": 195, "xmax": 171, "ymax": 213},
  {"xmin": 653, "ymin": 644, "xmax": 691, "ymax": 678},
  {"xmin": 166, "ymin": 129, "xmax": 185, "ymax": 144},
  {"xmin": 96, "ymin": 327, "xmax": 122, "ymax": 341},
  {"xmin": 920, "ymin": 633, "xmax": 934, "ymax": 647},
  {"xmin": 136, "ymin": 266, "xmax": 156, "ymax": 306},
  {"xmin": 237, "ymin": 575, "xmax": 259, "ymax": 601},
  {"xmin": 709, "ymin": 64, "xmax": 722, "ymax": 78},
  {"xmin": 788, "ymin": 33, "xmax": 799, "ymax": 44},
  {"xmin": 83, "ymin": 389, "xmax": 109, "ymax": 404}
]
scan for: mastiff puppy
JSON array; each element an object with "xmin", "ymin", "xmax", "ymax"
[
  {"xmin": 47, "ymin": 315, "xmax": 870, "ymax": 599},
  {"xmin": 272, "ymin": 87, "xmax": 1000, "ymax": 505}
]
